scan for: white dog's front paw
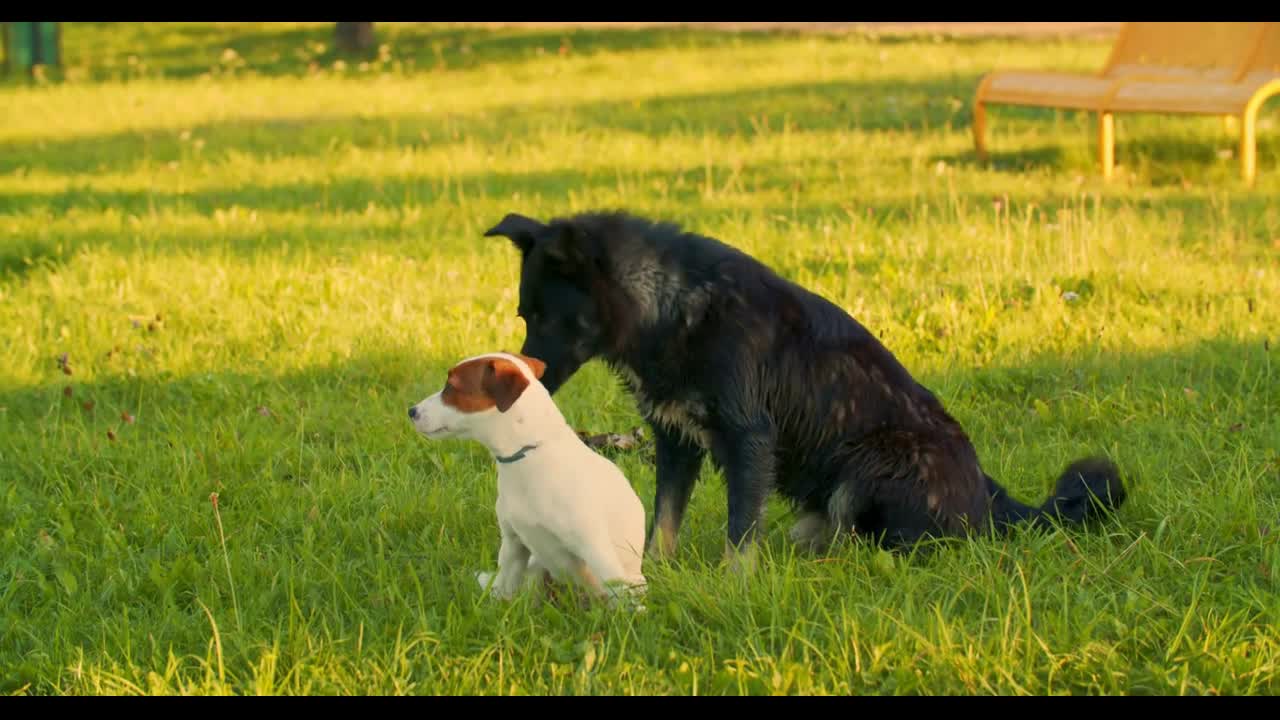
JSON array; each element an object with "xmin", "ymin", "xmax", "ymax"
[
  {"xmin": 602, "ymin": 577, "xmax": 648, "ymax": 613},
  {"xmin": 478, "ymin": 570, "xmax": 521, "ymax": 600}
]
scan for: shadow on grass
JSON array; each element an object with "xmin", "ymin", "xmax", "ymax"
[
  {"xmin": 58, "ymin": 20, "xmax": 1090, "ymax": 80},
  {"xmin": 940, "ymin": 100, "xmax": 1280, "ymax": 181},
  {"xmin": 942, "ymin": 135, "xmax": 1280, "ymax": 179},
  {"xmin": 0, "ymin": 74, "xmax": 989, "ymax": 176},
  {"xmin": 0, "ymin": 330, "xmax": 1272, "ymax": 686},
  {"xmin": 50, "ymin": 22, "xmax": 803, "ymax": 83},
  {"xmin": 0, "ymin": 241, "xmax": 64, "ymax": 281},
  {"xmin": 4, "ymin": 170, "xmax": 1278, "ymax": 291},
  {"xmin": 6, "ymin": 74, "xmax": 1274, "ymax": 186},
  {"xmin": 3, "ymin": 333, "xmax": 1274, "ymax": 525},
  {"xmin": 47, "ymin": 22, "xmax": 1110, "ymax": 85}
]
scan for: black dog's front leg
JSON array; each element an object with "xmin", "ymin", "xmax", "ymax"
[
  {"xmin": 710, "ymin": 421, "xmax": 777, "ymax": 574},
  {"xmin": 647, "ymin": 424, "xmax": 706, "ymax": 561}
]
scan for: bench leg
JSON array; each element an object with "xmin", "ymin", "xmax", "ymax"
[
  {"xmin": 973, "ymin": 100, "xmax": 989, "ymax": 161},
  {"xmin": 1098, "ymin": 111, "xmax": 1115, "ymax": 180},
  {"xmin": 1240, "ymin": 109, "xmax": 1257, "ymax": 187}
]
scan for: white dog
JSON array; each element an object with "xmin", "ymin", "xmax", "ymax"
[{"xmin": 410, "ymin": 351, "xmax": 647, "ymax": 608}]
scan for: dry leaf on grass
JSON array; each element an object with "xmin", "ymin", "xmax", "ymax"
[{"xmin": 575, "ymin": 427, "xmax": 647, "ymax": 452}]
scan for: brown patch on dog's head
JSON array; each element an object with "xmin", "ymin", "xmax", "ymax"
[{"xmin": 441, "ymin": 355, "xmax": 533, "ymax": 413}]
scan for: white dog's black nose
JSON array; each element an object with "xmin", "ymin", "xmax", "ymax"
[{"xmin": 408, "ymin": 406, "xmax": 418, "ymax": 420}]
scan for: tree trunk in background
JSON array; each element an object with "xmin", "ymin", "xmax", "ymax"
[{"xmin": 335, "ymin": 23, "xmax": 375, "ymax": 53}]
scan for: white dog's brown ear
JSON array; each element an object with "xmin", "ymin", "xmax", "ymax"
[
  {"xmin": 482, "ymin": 358, "xmax": 532, "ymax": 413},
  {"xmin": 483, "ymin": 213, "xmax": 546, "ymax": 255},
  {"xmin": 514, "ymin": 353, "xmax": 547, "ymax": 380}
]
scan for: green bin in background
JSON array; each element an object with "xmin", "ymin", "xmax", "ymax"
[{"xmin": 3, "ymin": 22, "xmax": 62, "ymax": 76}]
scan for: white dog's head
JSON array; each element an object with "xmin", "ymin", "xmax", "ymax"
[{"xmin": 409, "ymin": 352, "xmax": 548, "ymax": 445}]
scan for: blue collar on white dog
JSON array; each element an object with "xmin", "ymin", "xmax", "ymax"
[{"xmin": 494, "ymin": 444, "xmax": 540, "ymax": 464}]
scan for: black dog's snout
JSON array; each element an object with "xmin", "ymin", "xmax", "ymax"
[{"xmin": 408, "ymin": 406, "xmax": 418, "ymax": 420}]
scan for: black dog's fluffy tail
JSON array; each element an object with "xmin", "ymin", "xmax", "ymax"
[{"xmin": 988, "ymin": 457, "xmax": 1127, "ymax": 534}]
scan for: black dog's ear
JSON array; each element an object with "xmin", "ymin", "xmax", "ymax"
[
  {"xmin": 483, "ymin": 213, "xmax": 546, "ymax": 255},
  {"xmin": 542, "ymin": 224, "xmax": 596, "ymax": 272}
]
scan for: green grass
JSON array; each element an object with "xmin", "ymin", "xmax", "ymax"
[{"xmin": 2, "ymin": 22, "xmax": 1279, "ymax": 695}]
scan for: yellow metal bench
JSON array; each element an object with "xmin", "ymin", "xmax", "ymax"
[{"xmin": 973, "ymin": 22, "xmax": 1280, "ymax": 184}]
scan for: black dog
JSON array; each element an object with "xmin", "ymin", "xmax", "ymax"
[{"xmin": 485, "ymin": 210, "xmax": 1126, "ymax": 570}]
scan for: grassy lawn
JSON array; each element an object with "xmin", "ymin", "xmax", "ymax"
[{"xmin": 2, "ymin": 22, "xmax": 1278, "ymax": 695}]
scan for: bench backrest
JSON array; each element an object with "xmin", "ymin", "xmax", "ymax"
[
  {"xmin": 1101, "ymin": 22, "xmax": 1276, "ymax": 83},
  {"xmin": 1243, "ymin": 22, "xmax": 1280, "ymax": 82}
]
